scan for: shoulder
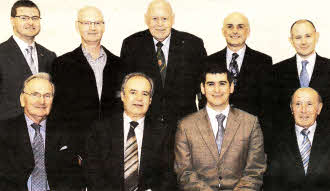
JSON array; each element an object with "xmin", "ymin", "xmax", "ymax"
[
  {"xmin": 178, "ymin": 109, "xmax": 205, "ymax": 129},
  {"xmin": 35, "ymin": 42, "xmax": 56, "ymax": 56},
  {"xmin": 316, "ymin": 54, "xmax": 330, "ymax": 64},
  {"xmin": 172, "ymin": 29, "xmax": 203, "ymax": 42},
  {"xmin": 0, "ymin": 37, "xmax": 12, "ymax": 50},
  {"xmin": 53, "ymin": 47, "xmax": 81, "ymax": 65},
  {"xmin": 122, "ymin": 30, "xmax": 150, "ymax": 43},
  {"xmin": 246, "ymin": 46, "xmax": 272, "ymax": 59},
  {"xmin": 0, "ymin": 115, "xmax": 25, "ymax": 138},
  {"xmin": 102, "ymin": 46, "xmax": 121, "ymax": 63},
  {"xmin": 273, "ymin": 56, "xmax": 295, "ymax": 69},
  {"xmin": 208, "ymin": 48, "xmax": 226, "ymax": 60},
  {"xmin": 230, "ymin": 107, "xmax": 258, "ymax": 124}
]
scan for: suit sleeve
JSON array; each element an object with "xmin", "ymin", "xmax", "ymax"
[
  {"xmin": 174, "ymin": 120, "xmax": 214, "ymax": 191},
  {"xmin": 234, "ymin": 117, "xmax": 267, "ymax": 191}
]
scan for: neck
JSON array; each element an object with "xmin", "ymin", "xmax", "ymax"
[
  {"xmin": 82, "ymin": 43, "xmax": 101, "ymax": 60},
  {"xmin": 227, "ymin": 44, "xmax": 244, "ymax": 53},
  {"xmin": 298, "ymin": 51, "xmax": 315, "ymax": 60},
  {"xmin": 15, "ymin": 34, "xmax": 34, "ymax": 45}
]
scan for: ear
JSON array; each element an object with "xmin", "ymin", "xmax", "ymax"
[
  {"xmin": 230, "ymin": 82, "xmax": 234, "ymax": 94},
  {"xmin": 120, "ymin": 91, "xmax": 124, "ymax": 102},
  {"xmin": 20, "ymin": 93, "xmax": 25, "ymax": 107},
  {"xmin": 290, "ymin": 104, "xmax": 293, "ymax": 114},
  {"xmin": 171, "ymin": 14, "xmax": 175, "ymax": 25},
  {"xmin": 317, "ymin": 103, "xmax": 323, "ymax": 115},
  {"xmin": 221, "ymin": 26, "xmax": 225, "ymax": 37},
  {"xmin": 289, "ymin": 36, "xmax": 294, "ymax": 47},
  {"xmin": 315, "ymin": 31, "xmax": 320, "ymax": 44},
  {"xmin": 10, "ymin": 17, "xmax": 15, "ymax": 27},
  {"xmin": 149, "ymin": 97, "xmax": 152, "ymax": 104},
  {"xmin": 75, "ymin": 21, "xmax": 80, "ymax": 33},
  {"xmin": 144, "ymin": 14, "xmax": 149, "ymax": 26},
  {"xmin": 200, "ymin": 83, "xmax": 205, "ymax": 95}
]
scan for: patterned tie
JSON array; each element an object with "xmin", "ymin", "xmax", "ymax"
[
  {"xmin": 300, "ymin": 129, "xmax": 311, "ymax": 175},
  {"xmin": 215, "ymin": 114, "xmax": 226, "ymax": 154},
  {"xmin": 26, "ymin": 46, "xmax": 37, "ymax": 74},
  {"xmin": 229, "ymin": 53, "xmax": 239, "ymax": 85},
  {"xmin": 31, "ymin": 123, "xmax": 47, "ymax": 191},
  {"xmin": 156, "ymin": 41, "xmax": 166, "ymax": 87},
  {"xmin": 300, "ymin": 60, "xmax": 309, "ymax": 87},
  {"xmin": 124, "ymin": 121, "xmax": 139, "ymax": 191}
]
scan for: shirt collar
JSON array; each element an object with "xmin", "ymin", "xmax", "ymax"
[
  {"xmin": 153, "ymin": 33, "xmax": 171, "ymax": 49},
  {"xmin": 13, "ymin": 35, "xmax": 35, "ymax": 52},
  {"xmin": 206, "ymin": 104, "xmax": 230, "ymax": 120},
  {"xmin": 81, "ymin": 45, "xmax": 106, "ymax": 61},
  {"xmin": 296, "ymin": 52, "xmax": 316, "ymax": 65},
  {"xmin": 226, "ymin": 44, "xmax": 246, "ymax": 59},
  {"xmin": 24, "ymin": 114, "xmax": 46, "ymax": 132},
  {"xmin": 295, "ymin": 121, "xmax": 317, "ymax": 135},
  {"xmin": 123, "ymin": 112, "xmax": 145, "ymax": 128}
]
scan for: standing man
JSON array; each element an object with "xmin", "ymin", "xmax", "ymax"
[
  {"xmin": 0, "ymin": 0, "xmax": 56, "ymax": 120},
  {"xmin": 206, "ymin": 12, "xmax": 272, "ymax": 150},
  {"xmin": 265, "ymin": 88, "xmax": 330, "ymax": 191},
  {"xmin": 51, "ymin": 6, "xmax": 122, "ymax": 157},
  {"xmin": 0, "ymin": 73, "xmax": 82, "ymax": 191},
  {"xmin": 86, "ymin": 73, "xmax": 175, "ymax": 191},
  {"xmin": 120, "ymin": 0, "xmax": 207, "ymax": 132},
  {"xmin": 273, "ymin": 19, "xmax": 330, "ymax": 129},
  {"xmin": 174, "ymin": 63, "xmax": 266, "ymax": 191}
]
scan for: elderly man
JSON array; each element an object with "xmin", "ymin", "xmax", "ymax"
[
  {"xmin": 120, "ymin": 0, "xmax": 207, "ymax": 132},
  {"xmin": 174, "ymin": 62, "xmax": 266, "ymax": 191},
  {"xmin": 265, "ymin": 87, "xmax": 330, "ymax": 191},
  {"xmin": 51, "ymin": 6, "xmax": 122, "ymax": 157},
  {"xmin": 86, "ymin": 72, "xmax": 175, "ymax": 191},
  {"xmin": 273, "ymin": 19, "xmax": 330, "ymax": 130},
  {"xmin": 0, "ymin": 0, "xmax": 56, "ymax": 121},
  {"xmin": 0, "ymin": 73, "xmax": 82, "ymax": 191}
]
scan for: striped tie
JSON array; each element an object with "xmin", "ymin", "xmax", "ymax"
[
  {"xmin": 124, "ymin": 121, "xmax": 139, "ymax": 191},
  {"xmin": 300, "ymin": 129, "xmax": 311, "ymax": 175},
  {"xmin": 156, "ymin": 41, "xmax": 166, "ymax": 87},
  {"xmin": 215, "ymin": 114, "xmax": 226, "ymax": 154},
  {"xmin": 300, "ymin": 60, "xmax": 309, "ymax": 87},
  {"xmin": 26, "ymin": 46, "xmax": 37, "ymax": 74}
]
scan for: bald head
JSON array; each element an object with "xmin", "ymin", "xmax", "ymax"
[
  {"xmin": 222, "ymin": 12, "xmax": 250, "ymax": 52},
  {"xmin": 145, "ymin": 0, "xmax": 174, "ymax": 42},
  {"xmin": 77, "ymin": 6, "xmax": 103, "ymax": 21}
]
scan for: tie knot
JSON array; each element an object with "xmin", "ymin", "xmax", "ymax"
[
  {"xmin": 130, "ymin": 121, "xmax": 139, "ymax": 129},
  {"xmin": 301, "ymin": 60, "xmax": 309, "ymax": 67},
  {"xmin": 156, "ymin": 41, "xmax": 163, "ymax": 48},
  {"xmin": 232, "ymin": 53, "xmax": 239, "ymax": 60},
  {"xmin": 216, "ymin": 114, "xmax": 226, "ymax": 124},
  {"xmin": 301, "ymin": 129, "xmax": 310, "ymax": 136},
  {"xmin": 31, "ymin": 123, "xmax": 41, "ymax": 132},
  {"xmin": 26, "ymin": 46, "xmax": 33, "ymax": 53}
]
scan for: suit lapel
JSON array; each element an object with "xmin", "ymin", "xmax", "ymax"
[
  {"xmin": 286, "ymin": 127, "xmax": 306, "ymax": 176},
  {"xmin": 289, "ymin": 56, "xmax": 301, "ymax": 88},
  {"xmin": 7, "ymin": 36, "xmax": 32, "ymax": 75},
  {"xmin": 165, "ymin": 29, "xmax": 182, "ymax": 88},
  {"xmin": 309, "ymin": 54, "xmax": 326, "ymax": 88},
  {"xmin": 219, "ymin": 108, "xmax": 240, "ymax": 161},
  {"xmin": 36, "ymin": 43, "xmax": 47, "ymax": 72},
  {"xmin": 18, "ymin": 116, "xmax": 35, "ymax": 171},
  {"xmin": 195, "ymin": 109, "xmax": 219, "ymax": 163}
]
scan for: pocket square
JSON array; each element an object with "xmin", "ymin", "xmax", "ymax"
[{"xmin": 59, "ymin": 145, "xmax": 68, "ymax": 151}]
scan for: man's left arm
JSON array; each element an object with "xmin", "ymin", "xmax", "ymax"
[{"xmin": 234, "ymin": 117, "xmax": 267, "ymax": 191}]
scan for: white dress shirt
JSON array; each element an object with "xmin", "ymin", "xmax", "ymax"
[
  {"xmin": 226, "ymin": 45, "xmax": 246, "ymax": 72},
  {"xmin": 153, "ymin": 34, "xmax": 171, "ymax": 66},
  {"xmin": 295, "ymin": 122, "xmax": 316, "ymax": 151},
  {"xmin": 206, "ymin": 105, "xmax": 230, "ymax": 138},
  {"xmin": 13, "ymin": 35, "xmax": 39, "ymax": 73},
  {"xmin": 123, "ymin": 112, "xmax": 145, "ymax": 168},
  {"xmin": 296, "ymin": 52, "xmax": 316, "ymax": 81}
]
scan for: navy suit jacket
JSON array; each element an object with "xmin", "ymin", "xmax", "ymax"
[
  {"xmin": 0, "ymin": 115, "xmax": 83, "ymax": 191},
  {"xmin": 0, "ymin": 36, "xmax": 56, "ymax": 120},
  {"xmin": 86, "ymin": 113, "xmax": 176, "ymax": 191}
]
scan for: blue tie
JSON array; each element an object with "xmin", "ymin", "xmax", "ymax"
[
  {"xmin": 300, "ymin": 129, "xmax": 311, "ymax": 175},
  {"xmin": 215, "ymin": 114, "xmax": 226, "ymax": 154},
  {"xmin": 300, "ymin": 60, "xmax": 309, "ymax": 87}
]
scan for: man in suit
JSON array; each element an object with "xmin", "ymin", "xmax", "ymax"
[
  {"xmin": 0, "ymin": 0, "xmax": 56, "ymax": 120},
  {"xmin": 273, "ymin": 19, "xmax": 330, "ymax": 129},
  {"xmin": 206, "ymin": 12, "xmax": 273, "ymax": 151},
  {"xmin": 51, "ymin": 6, "xmax": 122, "ymax": 157},
  {"xmin": 174, "ymin": 63, "xmax": 266, "ymax": 191},
  {"xmin": 265, "ymin": 87, "xmax": 330, "ymax": 191},
  {"xmin": 120, "ymin": 0, "xmax": 207, "ymax": 131},
  {"xmin": 86, "ymin": 72, "xmax": 175, "ymax": 191},
  {"xmin": 0, "ymin": 73, "xmax": 83, "ymax": 191}
]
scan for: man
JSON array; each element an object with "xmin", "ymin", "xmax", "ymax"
[
  {"xmin": 273, "ymin": 19, "xmax": 330, "ymax": 129},
  {"xmin": 174, "ymin": 63, "xmax": 266, "ymax": 191},
  {"xmin": 206, "ymin": 12, "xmax": 272, "ymax": 150},
  {"xmin": 0, "ymin": 0, "xmax": 56, "ymax": 120},
  {"xmin": 51, "ymin": 6, "xmax": 122, "ymax": 157},
  {"xmin": 86, "ymin": 73, "xmax": 175, "ymax": 191},
  {"xmin": 265, "ymin": 87, "xmax": 330, "ymax": 191},
  {"xmin": 0, "ymin": 73, "xmax": 82, "ymax": 191},
  {"xmin": 120, "ymin": 0, "xmax": 207, "ymax": 130}
]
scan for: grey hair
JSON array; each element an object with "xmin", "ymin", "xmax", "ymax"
[
  {"xmin": 22, "ymin": 72, "xmax": 55, "ymax": 94},
  {"xmin": 121, "ymin": 72, "xmax": 154, "ymax": 97}
]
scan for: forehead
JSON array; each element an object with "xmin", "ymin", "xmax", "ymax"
[
  {"xmin": 291, "ymin": 22, "xmax": 315, "ymax": 35},
  {"xmin": 16, "ymin": 7, "xmax": 39, "ymax": 16},
  {"xmin": 25, "ymin": 78, "xmax": 53, "ymax": 93},
  {"xmin": 79, "ymin": 8, "xmax": 104, "ymax": 21},
  {"xmin": 125, "ymin": 76, "xmax": 151, "ymax": 91},
  {"xmin": 205, "ymin": 73, "xmax": 229, "ymax": 82},
  {"xmin": 293, "ymin": 90, "xmax": 318, "ymax": 102},
  {"xmin": 224, "ymin": 13, "xmax": 248, "ymax": 25},
  {"xmin": 147, "ymin": 2, "xmax": 172, "ymax": 17}
]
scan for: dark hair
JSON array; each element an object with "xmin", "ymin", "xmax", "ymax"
[
  {"xmin": 11, "ymin": 0, "xmax": 40, "ymax": 17},
  {"xmin": 290, "ymin": 19, "xmax": 316, "ymax": 33},
  {"xmin": 200, "ymin": 58, "xmax": 233, "ymax": 85},
  {"xmin": 121, "ymin": 72, "xmax": 154, "ymax": 97}
]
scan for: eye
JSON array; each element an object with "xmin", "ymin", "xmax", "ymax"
[
  {"xmin": 44, "ymin": 93, "xmax": 52, "ymax": 99},
  {"xmin": 295, "ymin": 36, "xmax": 301, "ymax": 40},
  {"xmin": 152, "ymin": 17, "xmax": 157, "ymax": 21},
  {"xmin": 206, "ymin": 82, "xmax": 215, "ymax": 86},
  {"xmin": 129, "ymin": 90, "xmax": 136, "ymax": 95},
  {"xmin": 219, "ymin": 81, "xmax": 227, "ymax": 85},
  {"xmin": 143, "ymin": 92, "xmax": 150, "ymax": 96},
  {"xmin": 162, "ymin": 17, "xmax": 168, "ymax": 21},
  {"xmin": 31, "ymin": 92, "xmax": 41, "ymax": 98},
  {"xmin": 238, "ymin": 24, "xmax": 245, "ymax": 29},
  {"xmin": 31, "ymin": 16, "xmax": 40, "ymax": 21},
  {"xmin": 227, "ymin": 25, "xmax": 233, "ymax": 29}
]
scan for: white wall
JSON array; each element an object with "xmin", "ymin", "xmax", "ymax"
[{"xmin": 1, "ymin": 0, "xmax": 329, "ymax": 63}]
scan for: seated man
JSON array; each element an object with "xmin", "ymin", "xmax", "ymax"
[
  {"xmin": 86, "ymin": 72, "xmax": 175, "ymax": 191},
  {"xmin": 265, "ymin": 87, "xmax": 330, "ymax": 191},
  {"xmin": 174, "ymin": 61, "xmax": 266, "ymax": 191},
  {"xmin": 0, "ymin": 73, "xmax": 83, "ymax": 191}
]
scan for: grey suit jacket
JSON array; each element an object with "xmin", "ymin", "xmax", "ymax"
[
  {"xmin": 0, "ymin": 36, "xmax": 56, "ymax": 120},
  {"xmin": 174, "ymin": 107, "xmax": 266, "ymax": 191}
]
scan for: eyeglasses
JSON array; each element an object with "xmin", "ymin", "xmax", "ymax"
[
  {"xmin": 78, "ymin": 21, "xmax": 104, "ymax": 27},
  {"xmin": 23, "ymin": 91, "xmax": 53, "ymax": 100},
  {"xmin": 14, "ymin": 15, "xmax": 41, "ymax": 22}
]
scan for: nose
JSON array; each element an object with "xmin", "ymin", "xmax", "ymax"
[
  {"xmin": 156, "ymin": 19, "xmax": 163, "ymax": 26},
  {"xmin": 301, "ymin": 104, "xmax": 307, "ymax": 113},
  {"xmin": 214, "ymin": 84, "xmax": 220, "ymax": 93},
  {"xmin": 38, "ymin": 95, "xmax": 46, "ymax": 104},
  {"xmin": 89, "ymin": 23, "xmax": 96, "ymax": 30},
  {"xmin": 301, "ymin": 37, "xmax": 307, "ymax": 44}
]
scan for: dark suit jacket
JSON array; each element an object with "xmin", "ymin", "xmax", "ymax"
[
  {"xmin": 51, "ymin": 45, "xmax": 123, "ymax": 156},
  {"xmin": 273, "ymin": 54, "xmax": 330, "ymax": 128},
  {"xmin": 0, "ymin": 36, "xmax": 56, "ymax": 120},
  {"xmin": 264, "ymin": 122, "xmax": 330, "ymax": 191},
  {"xmin": 0, "ymin": 115, "xmax": 83, "ymax": 191},
  {"xmin": 120, "ymin": 29, "xmax": 207, "ymax": 125},
  {"xmin": 86, "ymin": 113, "xmax": 176, "ymax": 191}
]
